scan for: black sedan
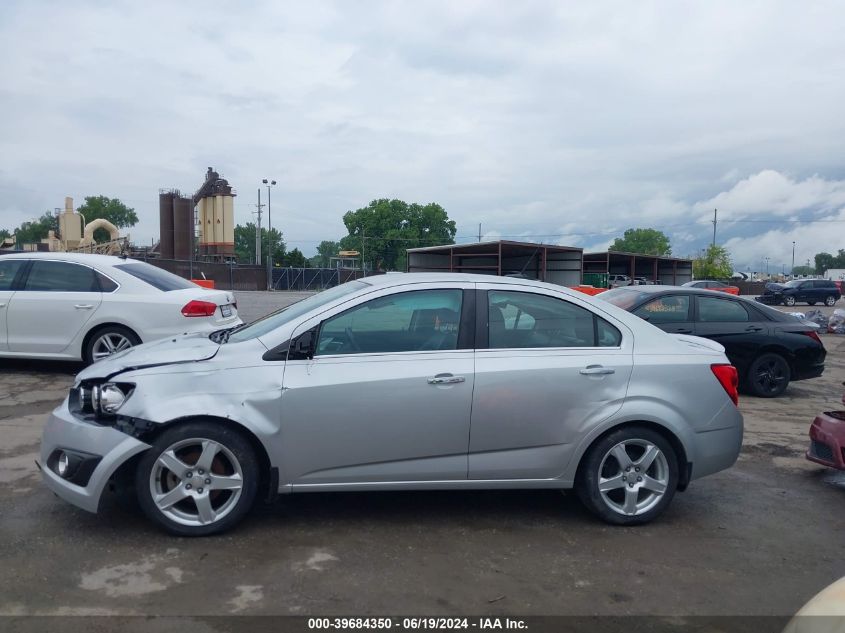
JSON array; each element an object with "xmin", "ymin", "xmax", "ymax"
[{"xmin": 600, "ymin": 286, "xmax": 826, "ymax": 397}]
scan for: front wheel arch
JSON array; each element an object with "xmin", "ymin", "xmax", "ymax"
[{"xmin": 140, "ymin": 415, "xmax": 274, "ymax": 501}]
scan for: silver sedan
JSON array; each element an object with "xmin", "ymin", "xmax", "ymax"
[{"xmin": 40, "ymin": 273, "xmax": 743, "ymax": 535}]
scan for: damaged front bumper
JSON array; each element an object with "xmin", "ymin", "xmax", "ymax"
[
  {"xmin": 806, "ymin": 411, "xmax": 845, "ymax": 470},
  {"xmin": 40, "ymin": 399, "xmax": 151, "ymax": 513}
]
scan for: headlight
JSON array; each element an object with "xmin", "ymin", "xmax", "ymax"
[{"xmin": 92, "ymin": 382, "xmax": 133, "ymax": 414}]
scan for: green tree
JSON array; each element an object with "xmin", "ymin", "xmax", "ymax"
[
  {"xmin": 609, "ymin": 228, "xmax": 672, "ymax": 256},
  {"xmin": 339, "ymin": 199, "xmax": 456, "ymax": 271},
  {"xmin": 791, "ymin": 265, "xmax": 815, "ymax": 276},
  {"xmin": 693, "ymin": 244, "xmax": 733, "ymax": 279},
  {"xmin": 76, "ymin": 196, "xmax": 138, "ymax": 243},
  {"xmin": 12, "ymin": 212, "xmax": 56, "ymax": 245},
  {"xmin": 814, "ymin": 250, "xmax": 845, "ymax": 274},
  {"xmin": 234, "ymin": 223, "xmax": 285, "ymax": 265},
  {"xmin": 313, "ymin": 240, "xmax": 340, "ymax": 267},
  {"xmin": 0, "ymin": 228, "xmax": 11, "ymax": 241},
  {"xmin": 284, "ymin": 247, "xmax": 307, "ymax": 267}
]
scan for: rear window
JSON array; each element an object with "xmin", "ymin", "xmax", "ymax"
[{"xmin": 113, "ymin": 262, "xmax": 197, "ymax": 291}]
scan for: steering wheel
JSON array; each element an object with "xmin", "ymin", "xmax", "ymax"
[{"xmin": 344, "ymin": 327, "xmax": 361, "ymax": 352}]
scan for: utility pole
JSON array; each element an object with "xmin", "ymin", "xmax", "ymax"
[
  {"xmin": 478, "ymin": 223, "xmax": 482, "ymax": 242},
  {"xmin": 711, "ymin": 208, "xmax": 717, "ymax": 247},
  {"xmin": 361, "ymin": 227, "xmax": 366, "ymax": 277},
  {"xmin": 254, "ymin": 188, "xmax": 264, "ymax": 266},
  {"xmin": 791, "ymin": 241, "xmax": 795, "ymax": 276}
]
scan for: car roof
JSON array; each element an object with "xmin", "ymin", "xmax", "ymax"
[
  {"xmin": 360, "ymin": 272, "xmax": 571, "ymax": 290},
  {"xmin": 0, "ymin": 252, "xmax": 137, "ymax": 266}
]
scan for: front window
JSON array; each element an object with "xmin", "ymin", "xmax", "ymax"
[
  {"xmin": 316, "ymin": 289, "xmax": 463, "ymax": 355},
  {"xmin": 633, "ymin": 295, "xmax": 690, "ymax": 323},
  {"xmin": 229, "ymin": 281, "xmax": 369, "ymax": 343}
]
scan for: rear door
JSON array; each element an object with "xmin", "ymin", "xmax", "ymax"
[
  {"xmin": 632, "ymin": 293, "xmax": 694, "ymax": 334},
  {"xmin": 0, "ymin": 259, "xmax": 28, "ymax": 351},
  {"xmin": 7, "ymin": 260, "xmax": 103, "ymax": 354},
  {"xmin": 692, "ymin": 295, "xmax": 766, "ymax": 373},
  {"xmin": 469, "ymin": 284, "xmax": 633, "ymax": 480}
]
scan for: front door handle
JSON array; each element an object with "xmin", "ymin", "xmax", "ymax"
[
  {"xmin": 0, "ymin": 303, "xmax": 6, "ymax": 308},
  {"xmin": 74, "ymin": 304, "xmax": 94, "ymax": 310},
  {"xmin": 674, "ymin": 328, "xmax": 693, "ymax": 334},
  {"xmin": 580, "ymin": 365, "xmax": 615, "ymax": 376},
  {"xmin": 428, "ymin": 374, "xmax": 466, "ymax": 385},
  {"xmin": 745, "ymin": 326, "xmax": 763, "ymax": 332}
]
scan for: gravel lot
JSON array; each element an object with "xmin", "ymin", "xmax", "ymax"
[{"xmin": 1, "ymin": 290, "xmax": 843, "ymax": 617}]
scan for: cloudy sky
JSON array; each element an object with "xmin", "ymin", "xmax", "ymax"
[{"xmin": 1, "ymin": 0, "xmax": 844, "ymax": 271}]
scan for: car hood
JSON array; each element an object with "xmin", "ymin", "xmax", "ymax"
[
  {"xmin": 77, "ymin": 333, "xmax": 221, "ymax": 380},
  {"xmin": 764, "ymin": 282, "xmax": 786, "ymax": 292}
]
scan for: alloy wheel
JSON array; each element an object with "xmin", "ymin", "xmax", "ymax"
[
  {"xmin": 91, "ymin": 332, "xmax": 134, "ymax": 361},
  {"xmin": 149, "ymin": 438, "xmax": 244, "ymax": 527},
  {"xmin": 825, "ymin": 296, "xmax": 837, "ymax": 306},
  {"xmin": 752, "ymin": 356, "xmax": 788, "ymax": 396},
  {"xmin": 597, "ymin": 439, "xmax": 669, "ymax": 517},
  {"xmin": 784, "ymin": 296, "xmax": 796, "ymax": 306}
]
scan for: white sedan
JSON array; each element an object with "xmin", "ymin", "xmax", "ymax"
[{"xmin": 0, "ymin": 252, "xmax": 241, "ymax": 364}]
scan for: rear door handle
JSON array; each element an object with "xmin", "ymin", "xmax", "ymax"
[
  {"xmin": 74, "ymin": 304, "xmax": 94, "ymax": 310},
  {"xmin": 745, "ymin": 326, "xmax": 763, "ymax": 332},
  {"xmin": 580, "ymin": 365, "xmax": 615, "ymax": 376},
  {"xmin": 428, "ymin": 374, "xmax": 466, "ymax": 385},
  {"xmin": 674, "ymin": 328, "xmax": 693, "ymax": 334},
  {"xmin": 0, "ymin": 303, "xmax": 6, "ymax": 308}
]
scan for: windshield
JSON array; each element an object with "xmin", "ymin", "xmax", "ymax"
[
  {"xmin": 598, "ymin": 287, "xmax": 647, "ymax": 310},
  {"xmin": 114, "ymin": 262, "xmax": 198, "ymax": 291},
  {"xmin": 228, "ymin": 281, "xmax": 369, "ymax": 343}
]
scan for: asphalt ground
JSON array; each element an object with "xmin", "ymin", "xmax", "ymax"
[{"xmin": 0, "ymin": 290, "xmax": 843, "ymax": 618}]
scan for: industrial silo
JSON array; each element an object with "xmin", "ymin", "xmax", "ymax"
[
  {"xmin": 158, "ymin": 191, "xmax": 175, "ymax": 259},
  {"xmin": 172, "ymin": 195, "xmax": 193, "ymax": 261}
]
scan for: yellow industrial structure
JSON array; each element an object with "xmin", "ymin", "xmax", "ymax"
[{"xmin": 25, "ymin": 197, "xmax": 127, "ymax": 255}]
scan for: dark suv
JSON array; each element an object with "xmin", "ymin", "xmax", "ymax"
[{"xmin": 757, "ymin": 279, "xmax": 841, "ymax": 307}]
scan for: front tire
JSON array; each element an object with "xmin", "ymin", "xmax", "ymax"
[
  {"xmin": 135, "ymin": 422, "xmax": 259, "ymax": 536},
  {"xmin": 84, "ymin": 325, "xmax": 140, "ymax": 365},
  {"xmin": 783, "ymin": 296, "xmax": 796, "ymax": 307},
  {"xmin": 575, "ymin": 426, "xmax": 678, "ymax": 526},
  {"xmin": 747, "ymin": 353, "xmax": 790, "ymax": 398},
  {"xmin": 824, "ymin": 295, "xmax": 837, "ymax": 307}
]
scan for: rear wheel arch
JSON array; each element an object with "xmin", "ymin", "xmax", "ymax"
[
  {"xmin": 81, "ymin": 322, "xmax": 142, "ymax": 363},
  {"xmin": 574, "ymin": 420, "xmax": 690, "ymax": 491}
]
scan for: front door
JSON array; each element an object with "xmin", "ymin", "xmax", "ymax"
[
  {"xmin": 469, "ymin": 285, "xmax": 633, "ymax": 480},
  {"xmin": 280, "ymin": 283, "xmax": 475, "ymax": 485},
  {"xmin": 7, "ymin": 260, "xmax": 103, "ymax": 354},
  {"xmin": 692, "ymin": 294, "xmax": 767, "ymax": 374}
]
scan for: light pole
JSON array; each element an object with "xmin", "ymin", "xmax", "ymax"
[
  {"xmin": 765, "ymin": 257, "xmax": 770, "ymax": 277},
  {"xmin": 791, "ymin": 241, "xmax": 795, "ymax": 277},
  {"xmin": 263, "ymin": 179, "xmax": 276, "ymax": 289}
]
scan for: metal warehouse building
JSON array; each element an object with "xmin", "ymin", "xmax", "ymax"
[
  {"xmin": 406, "ymin": 240, "xmax": 583, "ymax": 286},
  {"xmin": 583, "ymin": 251, "xmax": 693, "ymax": 285}
]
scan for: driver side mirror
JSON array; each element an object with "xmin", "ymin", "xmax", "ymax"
[{"xmin": 289, "ymin": 327, "xmax": 317, "ymax": 360}]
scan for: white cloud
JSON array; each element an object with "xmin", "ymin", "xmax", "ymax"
[{"xmin": 1, "ymin": 1, "xmax": 845, "ymax": 264}]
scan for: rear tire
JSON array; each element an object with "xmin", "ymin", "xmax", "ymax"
[
  {"xmin": 83, "ymin": 325, "xmax": 140, "ymax": 365},
  {"xmin": 747, "ymin": 353, "xmax": 790, "ymax": 398},
  {"xmin": 135, "ymin": 422, "xmax": 260, "ymax": 536},
  {"xmin": 575, "ymin": 426, "xmax": 678, "ymax": 526},
  {"xmin": 824, "ymin": 295, "xmax": 837, "ymax": 307}
]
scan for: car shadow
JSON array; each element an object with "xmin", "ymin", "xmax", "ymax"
[{"xmin": 0, "ymin": 358, "xmax": 84, "ymax": 376}]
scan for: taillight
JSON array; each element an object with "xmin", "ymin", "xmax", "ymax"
[
  {"xmin": 802, "ymin": 330, "xmax": 823, "ymax": 345},
  {"xmin": 181, "ymin": 300, "xmax": 218, "ymax": 317},
  {"xmin": 711, "ymin": 364, "xmax": 739, "ymax": 407}
]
